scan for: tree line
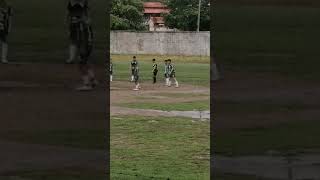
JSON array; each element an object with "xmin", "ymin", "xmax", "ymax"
[{"xmin": 111, "ymin": 0, "xmax": 210, "ymax": 31}]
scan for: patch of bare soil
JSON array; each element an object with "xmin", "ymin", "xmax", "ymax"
[{"xmin": 110, "ymin": 81, "xmax": 210, "ymax": 117}]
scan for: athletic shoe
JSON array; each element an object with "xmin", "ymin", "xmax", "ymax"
[
  {"xmin": 65, "ymin": 59, "xmax": 74, "ymax": 64},
  {"xmin": 76, "ymin": 84, "xmax": 93, "ymax": 91},
  {"xmin": 133, "ymin": 88, "xmax": 139, "ymax": 91},
  {"xmin": 91, "ymin": 79, "xmax": 99, "ymax": 88}
]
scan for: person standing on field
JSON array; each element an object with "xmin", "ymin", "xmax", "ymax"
[
  {"xmin": 152, "ymin": 58, "xmax": 158, "ymax": 84},
  {"xmin": 167, "ymin": 59, "xmax": 179, "ymax": 88},
  {"xmin": 130, "ymin": 56, "xmax": 138, "ymax": 82},
  {"xmin": 0, "ymin": 0, "xmax": 12, "ymax": 64}
]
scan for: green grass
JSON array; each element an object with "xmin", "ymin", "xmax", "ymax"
[
  {"xmin": 215, "ymin": 98, "xmax": 319, "ymax": 114},
  {"xmin": 215, "ymin": 120, "xmax": 320, "ymax": 156},
  {"xmin": 0, "ymin": 129, "xmax": 105, "ymax": 150},
  {"xmin": 120, "ymin": 100, "xmax": 210, "ymax": 111},
  {"xmin": 149, "ymin": 92, "xmax": 209, "ymax": 98},
  {"xmin": 8, "ymin": 0, "xmax": 107, "ymax": 64},
  {"xmin": 111, "ymin": 59, "xmax": 210, "ymax": 87},
  {"xmin": 111, "ymin": 116, "xmax": 210, "ymax": 180},
  {"xmin": 1, "ymin": 169, "xmax": 106, "ymax": 180},
  {"xmin": 215, "ymin": 5, "xmax": 320, "ymax": 81},
  {"xmin": 214, "ymin": 172, "xmax": 274, "ymax": 180}
]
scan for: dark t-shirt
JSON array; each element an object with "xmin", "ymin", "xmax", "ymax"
[{"xmin": 68, "ymin": 0, "xmax": 88, "ymax": 18}]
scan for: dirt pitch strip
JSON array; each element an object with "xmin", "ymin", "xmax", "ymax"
[{"xmin": 110, "ymin": 80, "xmax": 210, "ymax": 119}]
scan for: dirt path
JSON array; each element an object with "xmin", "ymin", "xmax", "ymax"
[{"xmin": 110, "ymin": 81, "xmax": 210, "ymax": 118}]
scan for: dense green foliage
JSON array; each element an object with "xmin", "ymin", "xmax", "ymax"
[
  {"xmin": 111, "ymin": 0, "xmax": 146, "ymax": 30},
  {"xmin": 164, "ymin": 0, "xmax": 210, "ymax": 31}
]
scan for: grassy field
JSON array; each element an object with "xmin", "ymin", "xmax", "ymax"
[
  {"xmin": 111, "ymin": 116, "xmax": 210, "ymax": 180},
  {"xmin": 0, "ymin": 1, "xmax": 108, "ymax": 179},
  {"xmin": 213, "ymin": 3, "xmax": 320, "ymax": 178},
  {"xmin": 120, "ymin": 100, "xmax": 210, "ymax": 111},
  {"xmin": 111, "ymin": 55, "xmax": 210, "ymax": 87}
]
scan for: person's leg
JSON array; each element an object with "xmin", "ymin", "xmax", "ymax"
[
  {"xmin": 1, "ymin": 33, "xmax": 8, "ymax": 63},
  {"xmin": 174, "ymin": 78, "xmax": 179, "ymax": 88},
  {"xmin": 66, "ymin": 43, "xmax": 77, "ymax": 64},
  {"xmin": 134, "ymin": 76, "xmax": 140, "ymax": 90},
  {"xmin": 131, "ymin": 69, "xmax": 134, "ymax": 82},
  {"xmin": 153, "ymin": 72, "xmax": 156, "ymax": 84},
  {"xmin": 76, "ymin": 62, "xmax": 93, "ymax": 91},
  {"xmin": 1, "ymin": 40, "xmax": 8, "ymax": 64},
  {"xmin": 165, "ymin": 75, "xmax": 169, "ymax": 86},
  {"xmin": 76, "ymin": 40, "xmax": 94, "ymax": 90}
]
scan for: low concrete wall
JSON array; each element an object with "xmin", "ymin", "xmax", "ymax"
[{"xmin": 110, "ymin": 31, "xmax": 210, "ymax": 56}]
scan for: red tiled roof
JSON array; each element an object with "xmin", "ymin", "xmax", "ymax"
[
  {"xmin": 144, "ymin": 2, "xmax": 166, "ymax": 8},
  {"xmin": 144, "ymin": 2, "xmax": 170, "ymax": 14}
]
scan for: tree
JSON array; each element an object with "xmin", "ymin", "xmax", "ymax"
[
  {"xmin": 111, "ymin": 0, "xmax": 146, "ymax": 30},
  {"xmin": 164, "ymin": 0, "xmax": 210, "ymax": 31}
]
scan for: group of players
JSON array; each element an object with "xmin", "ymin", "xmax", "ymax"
[
  {"xmin": 0, "ymin": 0, "xmax": 98, "ymax": 91},
  {"xmin": 110, "ymin": 56, "xmax": 179, "ymax": 91}
]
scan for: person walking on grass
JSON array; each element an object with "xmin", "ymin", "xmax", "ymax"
[
  {"xmin": 67, "ymin": 0, "xmax": 98, "ymax": 91},
  {"xmin": 152, "ymin": 58, "xmax": 158, "ymax": 84},
  {"xmin": 167, "ymin": 59, "xmax": 179, "ymax": 88},
  {"xmin": 0, "ymin": 0, "xmax": 12, "ymax": 64},
  {"xmin": 130, "ymin": 56, "xmax": 138, "ymax": 82}
]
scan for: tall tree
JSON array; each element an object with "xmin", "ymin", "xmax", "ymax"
[
  {"xmin": 164, "ymin": 0, "xmax": 210, "ymax": 31},
  {"xmin": 111, "ymin": 0, "xmax": 146, "ymax": 30}
]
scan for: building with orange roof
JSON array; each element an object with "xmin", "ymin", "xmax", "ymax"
[{"xmin": 143, "ymin": 2, "xmax": 173, "ymax": 31}]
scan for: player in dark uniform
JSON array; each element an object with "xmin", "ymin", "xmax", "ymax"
[
  {"xmin": 152, "ymin": 58, "xmax": 158, "ymax": 84},
  {"xmin": 167, "ymin": 59, "xmax": 179, "ymax": 88},
  {"xmin": 67, "ymin": 0, "xmax": 97, "ymax": 91},
  {"xmin": 130, "ymin": 56, "xmax": 138, "ymax": 82},
  {"xmin": 0, "ymin": 0, "xmax": 12, "ymax": 64}
]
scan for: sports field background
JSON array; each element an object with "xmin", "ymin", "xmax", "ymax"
[
  {"xmin": 213, "ymin": 1, "xmax": 320, "ymax": 179},
  {"xmin": 8, "ymin": 0, "xmax": 106, "ymax": 64},
  {"xmin": 0, "ymin": 1, "xmax": 108, "ymax": 179}
]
